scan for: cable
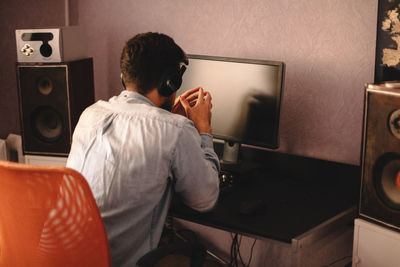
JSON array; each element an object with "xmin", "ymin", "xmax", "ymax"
[
  {"xmin": 229, "ymin": 233, "xmax": 257, "ymax": 267},
  {"xmin": 237, "ymin": 234, "xmax": 246, "ymax": 266},
  {"xmin": 229, "ymin": 233, "xmax": 239, "ymax": 267},
  {"xmin": 233, "ymin": 234, "xmax": 238, "ymax": 267},
  {"xmin": 246, "ymin": 238, "xmax": 257, "ymax": 267},
  {"xmin": 229, "ymin": 233, "xmax": 234, "ymax": 266}
]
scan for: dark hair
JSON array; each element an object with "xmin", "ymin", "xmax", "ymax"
[{"xmin": 120, "ymin": 32, "xmax": 185, "ymax": 94}]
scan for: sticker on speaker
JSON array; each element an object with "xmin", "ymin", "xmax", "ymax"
[{"xmin": 31, "ymin": 106, "xmax": 63, "ymax": 142}]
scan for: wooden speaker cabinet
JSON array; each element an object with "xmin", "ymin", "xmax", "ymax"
[
  {"xmin": 359, "ymin": 82, "xmax": 400, "ymax": 231},
  {"xmin": 17, "ymin": 58, "xmax": 94, "ymax": 156}
]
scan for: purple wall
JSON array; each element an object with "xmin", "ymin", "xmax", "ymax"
[
  {"xmin": 0, "ymin": 0, "xmax": 378, "ymax": 165},
  {"xmin": 76, "ymin": 0, "xmax": 378, "ymax": 165},
  {"xmin": 0, "ymin": 0, "xmax": 65, "ymax": 139}
]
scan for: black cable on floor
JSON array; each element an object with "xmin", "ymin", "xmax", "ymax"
[
  {"xmin": 246, "ymin": 238, "xmax": 257, "ymax": 267},
  {"xmin": 229, "ymin": 233, "xmax": 257, "ymax": 267}
]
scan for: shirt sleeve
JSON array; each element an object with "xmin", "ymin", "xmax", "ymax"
[{"xmin": 171, "ymin": 123, "xmax": 220, "ymax": 212}]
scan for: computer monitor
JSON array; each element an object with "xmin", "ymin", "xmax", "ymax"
[{"xmin": 177, "ymin": 55, "xmax": 284, "ymax": 164}]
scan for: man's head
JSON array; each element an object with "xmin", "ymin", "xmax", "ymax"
[{"xmin": 120, "ymin": 32, "xmax": 186, "ymax": 98}]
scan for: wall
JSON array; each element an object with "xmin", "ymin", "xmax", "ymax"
[
  {"xmin": 75, "ymin": 0, "xmax": 378, "ymax": 165},
  {"xmin": 0, "ymin": 0, "xmax": 65, "ymax": 140},
  {"xmin": 0, "ymin": 1, "xmax": 378, "ymax": 164}
]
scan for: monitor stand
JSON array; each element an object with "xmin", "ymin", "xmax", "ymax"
[
  {"xmin": 221, "ymin": 141, "xmax": 240, "ymax": 166},
  {"xmin": 220, "ymin": 141, "xmax": 260, "ymax": 174}
]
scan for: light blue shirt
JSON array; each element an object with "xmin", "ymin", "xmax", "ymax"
[{"xmin": 67, "ymin": 90, "xmax": 220, "ymax": 267}]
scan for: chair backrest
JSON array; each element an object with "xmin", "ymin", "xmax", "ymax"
[{"xmin": 0, "ymin": 160, "xmax": 111, "ymax": 267}]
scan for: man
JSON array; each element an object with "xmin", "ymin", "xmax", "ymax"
[{"xmin": 66, "ymin": 32, "xmax": 220, "ymax": 266}]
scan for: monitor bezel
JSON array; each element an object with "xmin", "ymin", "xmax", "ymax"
[{"xmin": 184, "ymin": 54, "xmax": 285, "ymax": 150}]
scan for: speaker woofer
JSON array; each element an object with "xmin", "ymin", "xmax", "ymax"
[
  {"xmin": 31, "ymin": 106, "xmax": 63, "ymax": 142},
  {"xmin": 374, "ymin": 153, "xmax": 400, "ymax": 210}
]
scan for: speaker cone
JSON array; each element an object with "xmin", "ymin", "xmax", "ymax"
[
  {"xmin": 374, "ymin": 154, "xmax": 400, "ymax": 210},
  {"xmin": 31, "ymin": 106, "xmax": 63, "ymax": 142}
]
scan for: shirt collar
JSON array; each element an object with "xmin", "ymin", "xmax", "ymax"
[{"xmin": 118, "ymin": 90, "xmax": 155, "ymax": 107}]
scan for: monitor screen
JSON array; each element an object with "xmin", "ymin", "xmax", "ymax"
[{"xmin": 177, "ymin": 55, "xmax": 284, "ymax": 151}]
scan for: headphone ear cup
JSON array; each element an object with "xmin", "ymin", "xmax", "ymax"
[
  {"xmin": 120, "ymin": 73, "xmax": 126, "ymax": 89},
  {"xmin": 167, "ymin": 74, "xmax": 183, "ymax": 92},
  {"xmin": 158, "ymin": 73, "xmax": 182, "ymax": 96},
  {"xmin": 158, "ymin": 81, "xmax": 173, "ymax": 96}
]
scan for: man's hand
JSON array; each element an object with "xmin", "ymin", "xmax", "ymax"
[
  {"xmin": 176, "ymin": 87, "xmax": 212, "ymax": 134},
  {"xmin": 171, "ymin": 87, "xmax": 199, "ymax": 117}
]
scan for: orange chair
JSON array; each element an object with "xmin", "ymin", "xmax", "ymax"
[{"xmin": 0, "ymin": 160, "xmax": 111, "ymax": 267}]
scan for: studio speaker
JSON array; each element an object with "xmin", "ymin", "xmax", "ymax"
[
  {"xmin": 359, "ymin": 82, "xmax": 400, "ymax": 230},
  {"xmin": 17, "ymin": 58, "xmax": 94, "ymax": 156}
]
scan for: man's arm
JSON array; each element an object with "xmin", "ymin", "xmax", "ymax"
[
  {"xmin": 171, "ymin": 87, "xmax": 220, "ymax": 211},
  {"xmin": 171, "ymin": 124, "xmax": 220, "ymax": 212}
]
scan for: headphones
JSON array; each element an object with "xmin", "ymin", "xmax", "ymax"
[
  {"xmin": 121, "ymin": 73, "xmax": 126, "ymax": 89},
  {"xmin": 158, "ymin": 57, "xmax": 189, "ymax": 97},
  {"xmin": 121, "ymin": 57, "xmax": 189, "ymax": 96}
]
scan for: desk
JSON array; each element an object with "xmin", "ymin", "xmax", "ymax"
[{"xmin": 170, "ymin": 150, "xmax": 359, "ymax": 266}]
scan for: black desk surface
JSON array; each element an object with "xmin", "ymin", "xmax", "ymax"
[{"xmin": 170, "ymin": 149, "xmax": 360, "ymax": 243}]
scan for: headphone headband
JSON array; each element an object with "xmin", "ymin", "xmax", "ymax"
[{"xmin": 121, "ymin": 57, "xmax": 189, "ymax": 94}]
